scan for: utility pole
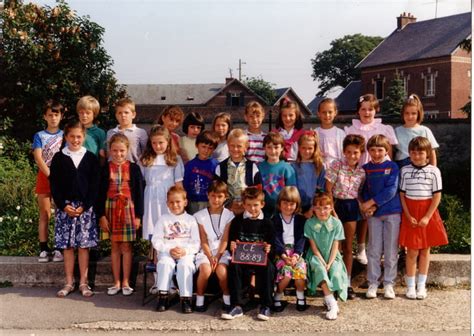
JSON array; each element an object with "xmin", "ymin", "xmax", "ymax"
[{"xmin": 238, "ymin": 58, "xmax": 246, "ymax": 81}]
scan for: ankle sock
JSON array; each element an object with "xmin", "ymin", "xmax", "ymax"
[
  {"xmin": 324, "ymin": 294, "xmax": 336, "ymax": 307},
  {"xmin": 222, "ymin": 294, "xmax": 231, "ymax": 305},
  {"xmin": 296, "ymin": 291, "xmax": 305, "ymax": 300},
  {"xmin": 417, "ymin": 274, "xmax": 427, "ymax": 286},
  {"xmin": 358, "ymin": 243, "xmax": 366, "ymax": 253},
  {"xmin": 406, "ymin": 276, "xmax": 416, "ymax": 288},
  {"xmin": 196, "ymin": 295, "xmax": 205, "ymax": 306},
  {"xmin": 274, "ymin": 292, "xmax": 283, "ymax": 306}
]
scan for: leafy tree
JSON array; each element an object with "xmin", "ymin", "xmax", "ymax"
[
  {"xmin": 243, "ymin": 76, "xmax": 276, "ymax": 105},
  {"xmin": 458, "ymin": 38, "xmax": 471, "ymax": 116},
  {"xmin": 1, "ymin": 0, "xmax": 126, "ymax": 141},
  {"xmin": 381, "ymin": 74, "xmax": 405, "ymax": 116},
  {"xmin": 311, "ymin": 34, "xmax": 383, "ymax": 95}
]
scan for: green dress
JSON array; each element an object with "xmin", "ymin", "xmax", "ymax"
[{"xmin": 304, "ymin": 215, "xmax": 348, "ymax": 301}]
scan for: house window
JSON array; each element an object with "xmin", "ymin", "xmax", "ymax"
[
  {"xmin": 226, "ymin": 92, "xmax": 245, "ymax": 106},
  {"xmin": 402, "ymin": 76, "xmax": 409, "ymax": 97},
  {"xmin": 425, "ymin": 73, "xmax": 435, "ymax": 97},
  {"xmin": 374, "ymin": 79, "xmax": 384, "ymax": 100}
]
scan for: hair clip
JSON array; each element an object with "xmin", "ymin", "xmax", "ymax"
[
  {"xmin": 408, "ymin": 94, "xmax": 415, "ymax": 100},
  {"xmin": 304, "ymin": 130, "xmax": 316, "ymax": 137},
  {"xmin": 359, "ymin": 96, "xmax": 365, "ymax": 103}
]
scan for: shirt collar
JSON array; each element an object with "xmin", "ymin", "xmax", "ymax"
[
  {"xmin": 62, "ymin": 146, "xmax": 87, "ymax": 156},
  {"xmin": 115, "ymin": 124, "xmax": 137, "ymax": 132},
  {"xmin": 243, "ymin": 210, "xmax": 264, "ymax": 220}
]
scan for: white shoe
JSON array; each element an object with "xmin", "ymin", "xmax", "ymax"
[
  {"xmin": 366, "ymin": 284, "xmax": 378, "ymax": 299},
  {"xmin": 51, "ymin": 250, "xmax": 64, "ymax": 262},
  {"xmin": 384, "ymin": 284, "xmax": 395, "ymax": 299},
  {"xmin": 405, "ymin": 286, "xmax": 416, "ymax": 299},
  {"xmin": 355, "ymin": 249, "xmax": 368, "ymax": 265},
  {"xmin": 38, "ymin": 251, "xmax": 49, "ymax": 263},
  {"xmin": 416, "ymin": 285, "xmax": 427, "ymax": 300},
  {"xmin": 325, "ymin": 302, "xmax": 339, "ymax": 320}
]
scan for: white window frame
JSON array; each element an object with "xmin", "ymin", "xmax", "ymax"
[{"xmin": 425, "ymin": 73, "xmax": 435, "ymax": 97}]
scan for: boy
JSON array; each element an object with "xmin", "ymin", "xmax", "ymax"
[
  {"xmin": 183, "ymin": 130, "xmax": 220, "ymax": 214},
  {"xmin": 215, "ymin": 128, "xmax": 262, "ymax": 215},
  {"xmin": 32, "ymin": 100, "xmax": 64, "ymax": 263},
  {"xmin": 221, "ymin": 187, "xmax": 275, "ymax": 321},
  {"xmin": 77, "ymin": 95, "xmax": 106, "ymax": 164},
  {"xmin": 106, "ymin": 98, "xmax": 148, "ymax": 163},
  {"xmin": 157, "ymin": 105, "xmax": 185, "ymax": 152},
  {"xmin": 244, "ymin": 101, "xmax": 266, "ymax": 163},
  {"xmin": 194, "ymin": 180, "xmax": 234, "ymax": 312},
  {"xmin": 360, "ymin": 135, "xmax": 401, "ymax": 300},
  {"xmin": 152, "ymin": 186, "xmax": 200, "ymax": 314}
]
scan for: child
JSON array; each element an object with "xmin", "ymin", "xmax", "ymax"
[
  {"xmin": 258, "ymin": 132, "xmax": 296, "ymax": 218},
  {"xmin": 179, "ymin": 111, "xmax": 205, "ymax": 163},
  {"xmin": 157, "ymin": 105, "xmax": 185, "ymax": 152},
  {"xmin": 273, "ymin": 97, "xmax": 305, "ymax": 162},
  {"xmin": 244, "ymin": 101, "xmax": 266, "ymax": 163},
  {"xmin": 221, "ymin": 187, "xmax": 275, "ymax": 321},
  {"xmin": 49, "ymin": 120, "xmax": 100, "ymax": 297},
  {"xmin": 305, "ymin": 192, "xmax": 348, "ymax": 320},
  {"xmin": 325, "ymin": 134, "xmax": 365, "ymax": 300},
  {"xmin": 183, "ymin": 130, "xmax": 220, "ymax": 214},
  {"xmin": 315, "ymin": 98, "xmax": 345, "ymax": 168},
  {"xmin": 96, "ymin": 133, "xmax": 144, "ymax": 296},
  {"xmin": 360, "ymin": 135, "xmax": 402, "ymax": 300},
  {"xmin": 272, "ymin": 186, "xmax": 307, "ymax": 312},
  {"xmin": 344, "ymin": 94, "xmax": 398, "ymax": 266},
  {"xmin": 152, "ymin": 186, "xmax": 200, "ymax": 313},
  {"xmin": 395, "ymin": 94, "xmax": 439, "ymax": 168},
  {"xmin": 291, "ymin": 130, "xmax": 326, "ymax": 218},
  {"xmin": 399, "ymin": 136, "xmax": 448, "ymax": 300},
  {"xmin": 215, "ymin": 129, "xmax": 262, "ymax": 215},
  {"xmin": 32, "ymin": 100, "xmax": 64, "ymax": 263},
  {"xmin": 194, "ymin": 180, "xmax": 235, "ymax": 312},
  {"xmin": 211, "ymin": 112, "xmax": 232, "ymax": 163},
  {"xmin": 77, "ymin": 95, "xmax": 106, "ymax": 163},
  {"xmin": 107, "ymin": 98, "xmax": 148, "ymax": 163},
  {"xmin": 140, "ymin": 125, "xmax": 184, "ymax": 240}
]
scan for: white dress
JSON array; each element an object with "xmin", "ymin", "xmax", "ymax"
[{"xmin": 141, "ymin": 154, "xmax": 184, "ymax": 239}]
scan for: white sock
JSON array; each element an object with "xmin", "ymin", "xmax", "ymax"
[
  {"xmin": 196, "ymin": 295, "xmax": 205, "ymax": 306},
  {"xmin": 406, "ymin": 276, "xmax": 416, "ymax": 288},
  {"xmin": 417, "ymin": 274, "xmax": 427, "ymax": 286},
  {"xmin": 274, "ymin": 292, "xmax": 283, "ymax": 301},
  {"xmin": 347, "ymin": 275, "xmax": 352, "ymax": 285},
  {"xmin": 358, "ymin": 243, "xmax": 366, "ymax": 253},
  {"xmin": 296, "ymin": 291, "xmax": 305, "ymax": 300},
  {"xmin": 222, "ymin": 294, "xmax": 231, "ymax": 305},
  {"xmin": 324, "ymin": 294, "xmax": 336, "ymax": 307}
]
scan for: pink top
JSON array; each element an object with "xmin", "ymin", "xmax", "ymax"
[{"xmin": 344, "ymin": 119, "xmax": 398, "ymax": 165}]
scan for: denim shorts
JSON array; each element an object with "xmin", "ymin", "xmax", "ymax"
[{"xmin": 334, "ymin": 198, "xmax": 361, "ymax": 223}]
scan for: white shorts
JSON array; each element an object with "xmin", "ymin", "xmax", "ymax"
[{"xmin": 195, "ymin": 250, "xmax": 231, "ymax": 268}]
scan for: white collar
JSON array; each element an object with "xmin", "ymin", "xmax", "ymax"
[
  {"xmin": 62, "ymin": 146, "xmax": 87, "ymax": 156},
  {"xmin": 243, "ymin": 210, "xmax": 264, "ymax": 220},
  {"xmin": 114, "ymin": 124, "xmax": 137, "ymax": 132}
]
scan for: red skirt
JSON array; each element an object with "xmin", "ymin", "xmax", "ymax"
[{"xmin": 399, "ymin": 197, "xmax": 448, "ymax": 249}]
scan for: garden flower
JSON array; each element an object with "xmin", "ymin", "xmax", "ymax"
[{"xmin": 16, "ymin": 205, "xmax": 21, "ymax": 210}]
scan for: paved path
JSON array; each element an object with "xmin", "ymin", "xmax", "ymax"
[{"xmin": 0, "ymin": 286, "xmax": 470, "ymax": 335}]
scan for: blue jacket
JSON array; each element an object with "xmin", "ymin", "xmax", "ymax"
[
  {"xmin": 361, "ymin": 160, "xmax": 402, "ymax": 216},
  {"xmin": 272, "ymin": 213, "xmax": 306, "ymax": 257},
  {"xmin": 183, "ymin": 157, "xmax": 218, "ymax": 202}
]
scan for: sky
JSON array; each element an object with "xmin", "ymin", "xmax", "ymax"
[{"xmin": 33, "ymin": 0, "xmax": 471, "ymax": 104}]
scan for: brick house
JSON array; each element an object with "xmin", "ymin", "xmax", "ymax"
[{"xmin": 337, "ymin": 12, "xmax": 471, "ymax": 118}]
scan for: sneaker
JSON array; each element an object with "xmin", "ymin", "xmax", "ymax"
[
  {"xmin": 405, "ymin": 286, "xmax": 416, "ymax": 300},
  {"xmin": 38, "ymin": 251, "xmax": 49, "ymax": 263},
  {"xmin": 51, "ymin": 250, "xmax": 63, "ymax": 262},
  {"xmin": 384, "ymin": 284, "xmax": 395, "ymax": 299},
  {"xmin": 325, "ymin": 302, "xmax": 339, "ymax": 320},
  {"xmin": 257, "ymin": 306, "xmax": 271, "ymax": 321},
  {"xmin": 221, "ymin": 305, "xmax": 243, "ymax": 320},
  {"xmin": 366, "ymin": 284, "xmax": 378, "ymax": 299},
  {"xmin": 416, "ymin": 285, "xmax": 427, "ymax": 300},
  {"xmin": 355, "ymin": 249, "xmax": 368, "ymax": 265}
]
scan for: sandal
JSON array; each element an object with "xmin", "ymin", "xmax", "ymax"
[
  {"xmin": 107, "ymin": 286, "xmax": 121, "ymax": 296},
  {"xmin": 57, "ymin": 284, "xmax": 74, "ymax": 298},
  {"xmin": 79, "ymin": 283, "xmax": 94, "ymax": 297}
]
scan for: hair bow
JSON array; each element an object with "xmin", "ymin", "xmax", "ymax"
[
  {"xmin": 359, "ymin": 96, "xmax": 365, "ymax": 103},
  {"xmin": 408, "ymin": 94, "xmax": 415, "ymax": 100}
]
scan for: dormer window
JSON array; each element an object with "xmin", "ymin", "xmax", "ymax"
[
  {"xmin": 186, "ymin": 96, "xmax": 194, "ymax": 101},
  {"xmin": 161, "ymin": 96, "xmax": 166, "ymax": 100}
]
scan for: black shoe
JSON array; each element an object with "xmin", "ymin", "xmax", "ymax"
[
  {"xmin": 257, "ymin": 306, "xmax": 271, "ymax": 321},
  {"xmin": 194, "ymin": 303, "xmax": 207, "ymax": 313},
  {"xmin": 347, "ymin": 287, "xmax": 356, "ymax": 300},
  {"xmin": 157, "ymin": 293, "xmax": 168, "ymax": 312},
  {"xmin": 222, "ymin": 303, "xmax": 232, "ymax": 313},
  {"xmin": 272, "ymin": 300, "xmax": 285, "ymax": 313},
  {"xmin": 181, "ymin": 298, "xmax": 193, "ymax": 314},
  {"xmin": 296, "ymin": 298, "xmax": 308, "ymax": 312}
]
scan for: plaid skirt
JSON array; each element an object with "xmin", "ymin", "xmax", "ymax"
[
  {"xmin": 55, "ymin": 201, "xmax": 98, "ymax": 249},
  {"xmin": 101, "ymin": 194, "xmax": 136, "ymax": 242}
]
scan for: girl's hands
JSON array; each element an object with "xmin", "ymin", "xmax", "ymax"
[
  {"xmin": 264, "ymin": 243, "xmax": 271, "ymax": 254},
  {"xmin": 99, "ymin": 216, "xmax": 110, "ymax": 233},
  {"xmin": 317, "ymin": 255, "xmax": 327, "ymax": 269},
  {"xmin": 170, "ymin": 247, "xmax": 186, "ymax": 259},
  {"xmin": 418, "ymin": 216, "xmax": 429, "ymax": 227},
  {"xmin": 326, "ymin": 261, "xmax": 333, "ymax": 272},
  {"xmin": 290, "ymin": 255, "xmax": 299, "ymax": 266},
  {"xmin": 409, "ymin": 216, "xmax": 418, "ymax": 228},
  {"xmin": 208, "ymin": 255, "xmax": 218, "ymax": 270},
  {"xmin": 230, "ymin": 241, "xmax": 237, "ymax": 253},
  {"xmin": 64, "ymin": 204, "xmax": 82, "ymax": 217}
]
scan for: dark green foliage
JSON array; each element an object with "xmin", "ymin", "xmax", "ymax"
[
  {"xmin": 381, "ymin": 74, "xmax": 406, "ymax": 116},
  {"xmin": 243, "ymin": 76, "xmax": 277, "ymax": 105}
]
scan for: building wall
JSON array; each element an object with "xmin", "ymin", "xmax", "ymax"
[{"xmin": 451, "ymin": 51, "xmax": 471, "ymax": 118}]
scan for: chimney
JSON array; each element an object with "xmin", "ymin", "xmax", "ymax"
[
  {"xmin": 225, "ymin": 77, "xmax": 234, "ymax": 85},
  {"xmin": 397, "ymin": 12, "xmax": 417, "ymax": 30}
]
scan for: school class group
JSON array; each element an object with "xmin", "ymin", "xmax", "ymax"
[{"xmin": 32, "ymin": 91, "xmax": 448, "ymax": 321}]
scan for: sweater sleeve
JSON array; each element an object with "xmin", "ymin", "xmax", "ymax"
[
  {"xmin": 272, "ymin": 216, "xmax": 285, "ymax": 256},
  {"xmin": 131, "ymin": 163, "xmax": 144, "ymax": 218},
  {"xmin": 285, "ymin": 163, "xmax": 297, "ymax": 186},
  {"xmin": 294, "ymin": 215, "xmax": 306, "ymax": 256},
  {"xmin": 95, "ymin": 163, "xmax": 109, "ymax": 218},
  {"xmin": 252, "ymin": 163, "xmax": 263, "ymax": 189},
  {"xmin": 49, "ymin": 152, "xmax": 66, "ymax": 210}
]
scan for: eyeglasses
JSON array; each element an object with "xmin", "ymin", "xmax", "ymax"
[{"xmin": 314, "ymin": 205, "xmax": 332, "ymax": 212}]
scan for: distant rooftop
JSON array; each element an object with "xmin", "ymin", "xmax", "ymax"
[{"xmin": 335, "ymin": 81, "xmax": 361, "ymax": 112}]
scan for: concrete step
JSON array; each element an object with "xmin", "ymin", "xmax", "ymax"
[{"xmin": 0, "ymin": 254, "xmax": 470, "ymax": 288}]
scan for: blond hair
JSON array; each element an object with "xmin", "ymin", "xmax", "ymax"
[
  {"xmin": 227, "ymin": 128, "xmax": 248, "ymax": 143},
  {"xmin": 140, "ymin": 125, "xmax": 178, "ymax": 167},
  {"xmin": 77, "ymin": 95, "xmax": 100, "ymax": 117},
  {"xmin": 402, "ymin": 93, "xmax": 424, "ymax": 124},
  {"xmin": 296, "ymin": 131, "xmax": 324, "ymax": 175},
  {"xmin": 277, "ymin": 186, "xmax": 301, "ymax": 214}
]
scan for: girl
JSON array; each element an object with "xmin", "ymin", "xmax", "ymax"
[
  {"xmin": 291, "ymin": 131, "xmax": 326, "ymax": 218},
  {"xmin": 258, "ymin": 132, "xmax": 297, "ymax": 218},
  {"xmin": 399, "ymin": 136, "xmax": 448, "ymax": 300},
  {"xmin": 273, "ymin": 97, "xmax": 305, "ymax": 162},
  {"xmin": 156, "ymin": 105, "xmax": 185, "ymax": 151},
  {"xmin": 305, "ymin": 192, "xmax": 348, "ymax": 320},
  {"xmin": 344, "ymin": 94, "xmax": 398, "ymax": 266},
  {"xmin": 315, "ymin": 98, "xmax": 345, "ymax": 168},
  {"xmin": 395, "ymin": 94, "xmax": 439, "ymax": 168},
  {"xmin": 194, "ymin": 180, "xmax": 234, "ymax": 312},
  {"xmin": 272, "ymin": 186, "xmax": 307, "ymax": 313},
  {"xmin": 211, "ymin": 112, "xmax": 232, "ymax": 163},
  {"xmin": 179, "ymin": 111, "xmax": 205, "ymax": 163},
  {"xmin": 140, "ymin": 125, "xmax": 184, "ymax": 240},
  {"xmin": 49, "ymin": 120, "xmax": 100, "ymax": 297},
  {"xmin": 97, "ymin": 134, "xmax": 144, "ymax": 296}
]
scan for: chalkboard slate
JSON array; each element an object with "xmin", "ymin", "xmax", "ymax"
[{"xmin": 231, "ymin": 242, "xmax": 268, "ymax": 266}]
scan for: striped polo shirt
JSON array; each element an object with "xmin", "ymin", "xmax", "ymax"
[{"xmin": 399, "ymin": 164, "xmax": 442, "ymax": 200}]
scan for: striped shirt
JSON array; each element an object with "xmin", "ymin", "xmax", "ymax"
[
  {"xmin": 246, "ymin": 130, "xmax": 266, "ymax": 163},
  {"xmin": 399, "ymin": 164, "xmax": 442, "ymax": 200}
]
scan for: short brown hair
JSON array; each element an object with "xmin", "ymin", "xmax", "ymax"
[
  {"xmin": 312, "ymin": 191, "xmax": 334, "ymax": 207},
  {"xmin": 158, "ymin": 105, "xmax": 184, "ymax": 124},
  {"xmin": 276, "ymin": 97, "xmax": 304, "ymax": 130},
  {"xmin": 44, "ymin": 100, "xmax": 64, "ymax": 115},
  {"xmin": 356, "ymin": 93, "xmax": 379, "ymax": 113},
  {"xmin": 402, "ymin": 93, "xmax": 424, "ymax": 124},
  {"xmin": 241, "ymin": 186, "xmax": 265, "ymax": 203},
  {"xmin": 263, "ymin": 132, "xmax": 286, "ymax": 160},
  {"xmin": 408, "ymin": 136, "xmax": 432, "ymax": 158},
  {"xmin": 366, "ymin": 134, "xmax": 391, "ymax": 152},
  {"xmin": 196, "ymin": 130, "xmax": 220, "ymax": 149},
  {"xmin": 76, "ymin": 95, "xmax": 100, "ymax": 117},
  {"xmin": 317, "ymin": 98, "xmax": 338, "ymax": 114},
  {"xmin": 167, "ymin": 186, "xmax": 187, "ymax": 200},
  {"xmin": 245, "ymin": 101, "xmax": 265, "ymax": 117},
  {"xmin": 207, "ymin": 180, "xmax": 229, "ymax": 196},
  {"xmin": 343, "ymin": 134, "xmax": 366, "ymax": 152},
  {"xmin": 212, "ymin": 112, "xmax": 232, "ymax": 138},
  {"xmin": 109, "ymin": 133, "xmax": 130, "ymax": 149},
  {"xmin": 115, "ymin": 98, "xmax": 136, "ymax": 114},
  {"xmin": 277, "ymin": 186, "xmax": 301, "ymax": 214}
]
